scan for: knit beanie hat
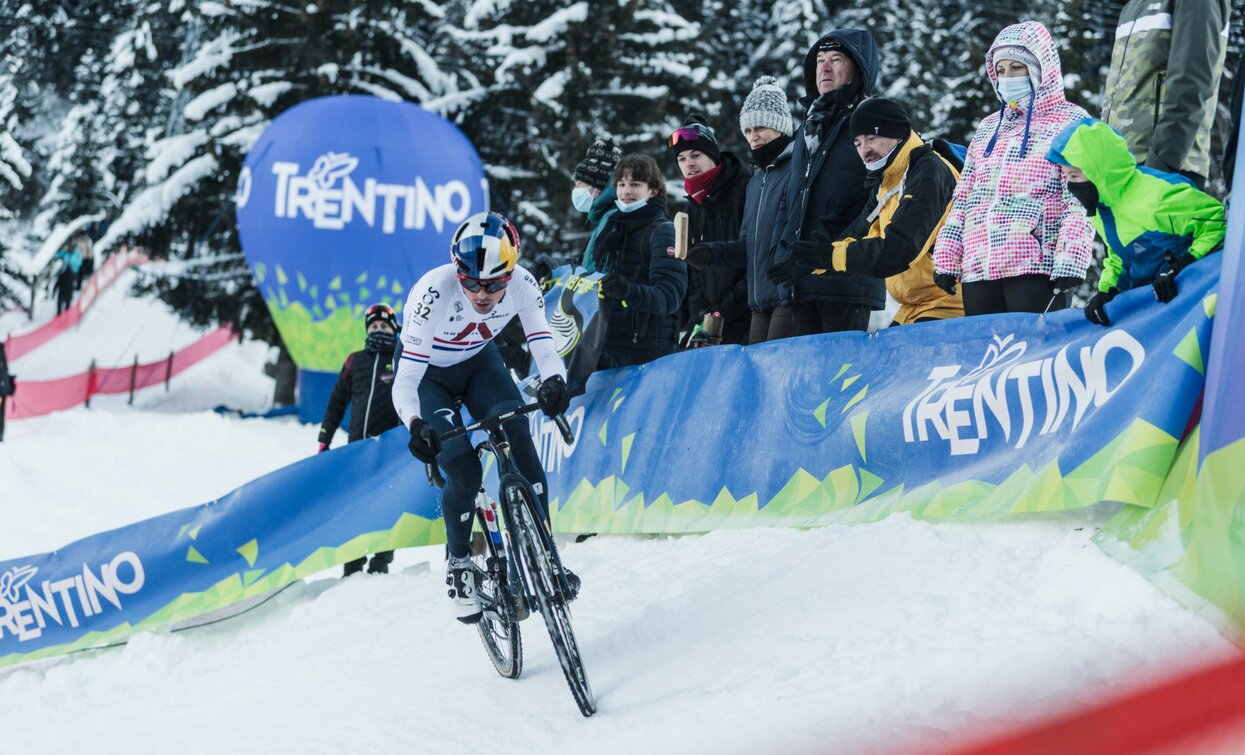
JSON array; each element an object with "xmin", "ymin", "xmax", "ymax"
[
  {"xmin": 849, "ymin": 97, "xmax": 911, "ymax": 140},
  {"xmin": 991, "ymin": 44, "xmax": 1042, "ymax": 90},
  {"xmin": 739, "ymin": 76, "xmax": 794, "ymax": 137},
  {"xmin": 573, "ymin": 139, "xmax": 623, "ymax": 191},
  {"xmin": 669, "ymin": 114, "xmax": 721, "ymax": 163},
  {"xmin": 364, "ymin": 303, "xmax": 398, "ymax": 331}
]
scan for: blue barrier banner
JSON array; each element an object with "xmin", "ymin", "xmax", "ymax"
[
  {"xmin": 0, "ymin": 259, "xmax": 1219, "ymax": 666},
  {"xmin": 235, "ymin": 95, "xmax": 487, "ymax": 373}
]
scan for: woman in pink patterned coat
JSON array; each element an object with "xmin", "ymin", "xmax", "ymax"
[{"xmin": 932, "ymin": 21, "xmax": 1094, "ymax": 316}]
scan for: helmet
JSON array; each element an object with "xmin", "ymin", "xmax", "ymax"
[
  {"xmin": 450, "ymin": 212, "xmax": 520, "ymax": 280},
  {"xmin": 364, "ymin": 303, "xmax": 398, "ymax": 331}
]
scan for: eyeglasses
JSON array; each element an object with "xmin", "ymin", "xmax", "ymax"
[
  {"xmin": 457, "ymin": 272, "xmax": 510, "ymax": 293},
  {"xmin": 670, "ymin": 126, "xmax": 710, "ymax": 148}
]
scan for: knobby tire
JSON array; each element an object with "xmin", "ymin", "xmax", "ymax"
[{"xmin": 473, "ymin": 514, "xmax": 523, "ymax": 680}]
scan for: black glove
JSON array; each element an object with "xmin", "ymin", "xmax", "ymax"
[
  {"xmin": 1152, "ymin": 253, "xmax": 1196, "ymax": 303},
  {"xmin": 529, "ymin": 254, "xmax": 556, "ymax": 283},
  {"xmin": 684, "ymin": 244, "xmax": 712, "ymax": 270},
  {"xmin": 933, "ymin": 272, "xmax": 958, "ymax": 297},
  {"xmin": 787, "ymin": 234, "xmax": 831, "ymax": 269},
  {"xmin": 1084, "ymin": 288, "xmax": 1118, "ymax": 327},
  {"xmin": 537, "ymin": 375, "xmax": 571, "ymax": 417},
  {"xmin": 599, "ymin": 273, "xmax": 631, "ymax": 300},
  {"xmin": 1051, "ymin": 276, "xmax": 1084, "ymax": 293},
  {"xmin": 765, "ymin": 256, "xmax": 813, "ymax": 287},
  {"xmin": 407, "ymin": 418, "xmax": 442, "ymax": 464}
]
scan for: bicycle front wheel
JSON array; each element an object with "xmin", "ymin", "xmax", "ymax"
[{"xmin": 505, "ymin": 479, "xmax": 596, "ymax": 717}]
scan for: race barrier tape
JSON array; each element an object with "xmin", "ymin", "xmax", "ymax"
[
  {"xmin": 3, "ymin": 326, "xmax": 236, "ymax": 420},
  {"xmin": 3, "ymin": 248, "xmax": 147, "ymax": 360},
  {"xmin": 0, "ymin": 258, "xmax": 1224, "ymax": 667}
]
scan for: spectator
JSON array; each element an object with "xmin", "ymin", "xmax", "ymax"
[
  {"xmin": 51, "ymin": 244, "xmax": 82, "ymax": 315},
  {"xmin": 593, "ymin": 154, "xmax": 687, "ymax": 368},
  {"xmin": 573, "ymin": 138, "xmax": 624, "ymax": 274},
  {"xmin": 669, "ymin": 114, "xmax": 751, "ymax": 345},
  {"xmin": 766, "ymin": 29, "xmax": 885, "ymax": 337},
  {"xmin": 74, "ymin": 233, "xmax": 94, "ymax": 290},
  {"xmin": 1102, "ymin": 0, "xmax": 1228, "ymax": 190},
  {"xmin": 785, "ymin": 97, "xmax": 964, "ymax": 326},
  {"xmin": 686, "ymin": 76, "xmax": 797, "ymax": 345},
  {"xmin": 1047, "ymin": 118, "xmax": 1226, "ymax": 326},
  {"xmin": 317, "ymin": 303, "xmax": 403, "ymax": 577},
  {"xmin": 932, "ymin": 21, "xmax": 1095, "ymax": 316}
]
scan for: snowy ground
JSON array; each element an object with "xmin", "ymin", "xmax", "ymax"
[{"xmin": 1, "ymin": 303, "xmax": 1238, "ymax": 754}]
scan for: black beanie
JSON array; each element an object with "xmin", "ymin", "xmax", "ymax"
[
  {"xmin": 669, "ymin": 113, "xmax": 721, "ymax": 163},
  {"xmin": 849, "ymin": 97, "xmax": 911, "ymax": 140},
  {"xmin": 573, "ymin": 139, "xmax": 623, "ymax": 191}
]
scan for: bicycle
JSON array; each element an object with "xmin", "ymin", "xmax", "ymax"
[{"xmin": 427, "ymin": 402, "xmax": 596, "ymax": 717}]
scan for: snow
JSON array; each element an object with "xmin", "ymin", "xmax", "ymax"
[
  {"xmin": 2, "ymin": 292, "xmax": 1239, "ymax": 753},
  {"xmin": 246, "ymin": 81, "xmax": 293, "ymax": 108},
  {"xmin": 533, "ymin": 70, "xmax": 570, "ymax": 111},
  {"xmin": 169, "ymin": 32, "xmax": 236, "ymax": 89},
  {"xmin": 183, "ymin": 81, "xmax": 237, "ymax": 121},
  {"xmin": 525, "ymin": 2, "xmax": 588, "ymax": 43},
  {"xmin": 145, "ymin": 131, "xmax": 210, "ymax": 184},
  {"xmin": 96, "ymin": 154, "xmax": 218, "ymax": 256},
  {"xmin": 7, "ymin": 268, "xmax": 213, "ymax": 379}
]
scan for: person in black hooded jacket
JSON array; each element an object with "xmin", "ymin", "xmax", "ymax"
[
  {"xmin": 594, "ymin": 154, "xmax": 687, "ymax": 368},
  {"xmin": 317, "ymin": 303, "xmax": 402, "ymax": 577},
  {"xmin": 669, "ymin": 114, "xmax": 751, "ymax": 345},
  {"xmin": 766, "ymin": 28, "xmax": 886, "ymax": 337}
]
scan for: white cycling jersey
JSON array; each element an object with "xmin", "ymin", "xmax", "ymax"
[{"xmin": 391, "ymin": 263, "xmax": 566, "ymax": 425}]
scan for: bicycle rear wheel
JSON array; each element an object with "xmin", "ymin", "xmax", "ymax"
[
  {"xmin": 472, "ymin": 524, "xmax": 523, "ymax": 679},
  {"xmin": 505, "ymin": 479, "xmax": 596, "ymax": 716}
]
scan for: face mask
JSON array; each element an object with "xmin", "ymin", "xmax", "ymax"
[
  {"xmin": 366, "ymin": 330, "xmax": 396, "ymax": 354},
  {"xmin": 1066, "ymin": 180, "xmax": 1099, "ymax": 215},
  {"xmin": 863, "ymin": 145, "xmax": 898, "ymax": 172},
  {"xmin": 996, "ymin": 75, "xmax": 1033, "ymax": 104},
  {"xmin": 571, "ymin": 187, "xmax": 595, "ymax": 213},
  {"xmin": 615, "ymin": 197, "xmax": 648, "ymax": 213}
]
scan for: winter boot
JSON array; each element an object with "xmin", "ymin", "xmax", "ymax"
[
  {"xmin": 446, "ymin": 555, "xmax": 483, "ymax": 624},
  {"xmin": 367, "ymin": 551, "xmax": 394, "ymax": 574},
  {"xmin": 342, "ymin": 557, "xmax": 366, "ymax": 578}
]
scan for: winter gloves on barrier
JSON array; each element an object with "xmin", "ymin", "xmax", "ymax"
[
  {"xmin": 537, "ymin": 375, "xmax": 571, "ymax": 418},
  {"xmin": 599, "ymin": 273, "xmax": 631, "ymax": 301},
  {"xmin": 933, "ymin": 273, "xmax": 958, "ymax": 297},
  {"xmin": 529, "ymin": 254, "xmax": 556, "ymax": 283},
  {"xmin": 408, "ymin": 418, "xmax": 442, "ymax": 464},
  {"xmin": 787, "ymin": 234, "xmax": 832, "ymax": 270},
  {"xmin": 1153, "ymin": 253, "xmax": 1196, "ymax": 303},
  {"xmin": 1084, "ymin": 288, "xmax": 1118, "ymax": 327}
]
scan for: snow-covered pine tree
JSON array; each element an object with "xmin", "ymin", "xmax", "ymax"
[
  {"xmin": 121, "ymin": 0, "xmax": 457, "ymax": 344},
  {"xmin": 0, "ymin": 73, "xmax": 33, "ymax": 312},
  {"xmin": 441, "ymin": 0, "xmax": 702, "ymax": 255}
]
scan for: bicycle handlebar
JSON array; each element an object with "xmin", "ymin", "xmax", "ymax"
[{"xmin": 424, "ymin": 403, "xmax": 574, "ymax": 487}]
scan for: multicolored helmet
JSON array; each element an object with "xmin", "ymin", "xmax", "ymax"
[{"xmin": 450, "ymin": 212, "xmax": 520, "ymax": 280}]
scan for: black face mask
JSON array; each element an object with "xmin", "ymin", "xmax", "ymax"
[
  {"xmin": 750, "ymin": 134, "xmax": 792, "ymax": 168},
  {"xmin": 1067, "ymin": 180, "xmax": 1099, "ymax": 215},
  {"xmin": 366, "ymin": 330, "xmax": 396, "ymax": 354}
]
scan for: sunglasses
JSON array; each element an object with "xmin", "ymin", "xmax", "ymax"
[
  {"xmin": 457, "ymin": 272, "xmax": 510, "ymax": 293},
  {"xmin": 669, "ymin": 126, "xmax": 710, "ymax": 148}
]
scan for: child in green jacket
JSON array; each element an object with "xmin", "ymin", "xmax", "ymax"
[{"xmin": 1046, "ymin": 118, "xmax": 1225, "ymax": 326}]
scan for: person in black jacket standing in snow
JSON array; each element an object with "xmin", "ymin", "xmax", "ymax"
[
  {"xmin": 669, "ymin": 114, "xmax": 751, "ymax": 345},
  {"xmin": 766, "ymin": 29, "xmax": 885, "ymax": 337},
  {"xmin": 317, "ymin": 303, "xmax": 402, "ymax": 577}
]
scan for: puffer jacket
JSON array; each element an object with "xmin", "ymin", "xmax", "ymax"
[
  {"xmin": 705, "ymin": 141, "xmax": 794, "ymax": 312},
  {"xmin": 820, "ymin": 131, "xmax": 964, "ymax": 324},
  {"xmin": 684, "ymin": 150, "xmax": 751, "ymax": 344},
  {"xmin": 770, "ymin": 28, "xmax": 886, "ymax": 310},
  {"xmin": 933, "ymin": 21, "xmax": 1095, "ymax": 284},
  {"xmin": 1047, "ymin": 118, "xmax": 1225, "ymax": 293},
  {"xmin": 318, "ymin": 346, "xmax": 401, "ymax": 444}
]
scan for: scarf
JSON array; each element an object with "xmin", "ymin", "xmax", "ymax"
[{"xmin": 683, "ymin": 164, "xmax": 722, "ymax": 205}]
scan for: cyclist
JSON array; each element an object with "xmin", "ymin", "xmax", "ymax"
[{"xmin": 391, "ymin": 211, "xmax": 576, "ymax": 623}]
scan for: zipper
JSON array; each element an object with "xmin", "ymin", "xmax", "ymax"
[
  {"xmin": 1152, "ymin": 71, "xmax": 1166, "ymax": 138},
  {"xmin": 362, "ymin": 355, "xmax": 379, "ymax": 438}
]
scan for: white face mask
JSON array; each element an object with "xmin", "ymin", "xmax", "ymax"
[
  {"xmin": 863, "ymin": 145, "xmax": 898, "ymax": 172},
  {"xmin": 571, "ymin": 187, "xmax": 595, "ymax": 213},
  {"xmin": 615, "ymin": 197, "xmax": 648, "ymax": 213},
  {"xmin": 997, "ymin": 75, "xmax": 1033, "ymax": 103}
]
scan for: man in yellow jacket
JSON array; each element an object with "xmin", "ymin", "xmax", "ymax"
[{"xmin": 783, "ymin": 97, "xmax": 964, "ymax": 325}]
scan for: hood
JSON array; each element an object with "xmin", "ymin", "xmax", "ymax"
[
  {"xmin": 802, "ymin": 29, "xmax": 879, "ymax": 102},
  {"xmin": 1047, "ymin": 118, "xmax": 1140, "ymax": 205},
  {"xmin": 986, "ymin": 21, "xmax": 1066, "ymax": 110},
  {"xmin": 709, "ymin": 151, "xmax": 749, "ymax": 192}
]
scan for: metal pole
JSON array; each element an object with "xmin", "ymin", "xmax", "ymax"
[
  {"xmin": 128, "ymin": 354, "xmax": 139, "ymax": 405},
  {"xmin": 85, "ymin": 359, "xmax": 96, "ymax": 409},
  {"xmin": 165, "ymin": 350, "xmax": 174, "ymax": 391}
]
